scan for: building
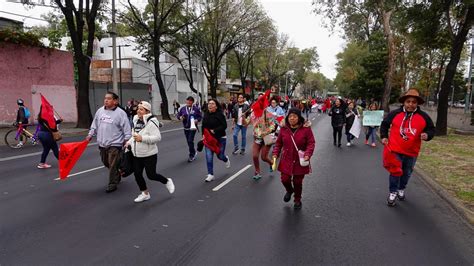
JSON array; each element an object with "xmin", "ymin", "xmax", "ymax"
[
  {"xmin": 90, "ymin": 37, "xmax": 208, "ymax": 115},
  {"xmin": 0, "ymin": 17, "xmax": 23, "ymax": 30}
]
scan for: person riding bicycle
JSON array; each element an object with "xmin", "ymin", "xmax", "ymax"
[{"xmin": 15, "ymin": 99, "xmax": 30, "ymax": 147}]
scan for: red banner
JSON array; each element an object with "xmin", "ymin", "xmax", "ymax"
[
  {"xmin": 59, "ymin": 140, "xmax": 89, "ymax": 179},
  {"xmin": 203, "ymin": 129, "xmax": 220, "ymax": 154},
  {"xmin": 251, "ymin": 89, "xmax": 271, "ymax": 118},
  {"xmin": 40, "ymin": 94, "xmax": 56, "ymax": 130}
]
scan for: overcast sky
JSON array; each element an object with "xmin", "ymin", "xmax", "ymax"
[{"xmin": 0, "ymin": 0, "xmax": 345, "ymax": 80}]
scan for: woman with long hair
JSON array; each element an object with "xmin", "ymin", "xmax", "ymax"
[{"xmin": 328, "ymin": 98, "xmax": 346, "ymax": 147}]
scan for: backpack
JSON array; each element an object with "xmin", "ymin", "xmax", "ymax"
[{"xmin": 23, "ymin": 107, "xmax": 31, "ymax": 119}]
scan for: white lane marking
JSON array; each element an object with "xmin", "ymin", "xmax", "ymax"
[
  {"xmin": 0, "ymin": 142, "xmax": 98, "ymax": 162},
  {"xmin": 54, "ymin": 166, "xmax": 105, "ymax": 180},
  {"xmin": 212, "ymin": 164, "xmax": 252, "ymax": 192},
  {"xmin": 0, "ymin": 127, "xmax": 187, "ymax": 162}
]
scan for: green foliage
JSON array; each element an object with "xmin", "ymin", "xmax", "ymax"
[{"xmin": 0, "ymin": 28, "xmax": 44, "ymax": 48}]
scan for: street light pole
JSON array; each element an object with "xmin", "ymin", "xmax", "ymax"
[
  {"xmin": 465, "ymin": 37, "xmax": 473, "ymax": 113},
  {"xmin": 111, "ymin": 0, "xmax": 118, "ymax": 94}
]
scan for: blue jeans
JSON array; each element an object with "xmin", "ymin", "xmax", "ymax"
[
  {"xmin": 232, "ymin": 125, "xmax": 247, "ymax": 151},
  {"xmin": 184, "ymin": 129, "xmax": 197, "ymax": 158},
  {"xmin": 38, "ymin": 131, "xmax": 59, "ymax": 163},
  {"xmin": 205, "ymin": 137, "xmax": 228, "ymax": 175},
  {"xmin": 366, "ymin": 127, "xmax": 377, "ymax": 143},
  {"xmin": 346, "ymin": 132, "xmax": 355, "ymax": 143},
  {"xmin": 389, "ymin": 153, "xmax": 417, "ymax": 193}
]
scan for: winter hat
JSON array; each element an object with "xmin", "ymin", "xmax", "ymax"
[
  {"xmin": 139, "ymin": 101, "xmax": 152, "ymax": 112},
  {"xmin": 399, "ymin": 89, "xmax": 425, "ymax": 105},
  {"xmin": 285, "ymin": 107, "xmax": 305, "ymax": 126}
]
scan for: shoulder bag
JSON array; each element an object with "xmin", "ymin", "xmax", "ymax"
[{"xmin": 290, "ymin": 133, "xmax": 309, "ymax": 167}]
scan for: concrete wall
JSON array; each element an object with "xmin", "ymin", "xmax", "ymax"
[
  {"xmin": 89, "ymin": 82, "xmax": 151, "ymax": 115},
  {"xmin": 0, "ymin": 42, "xmax": 76, "ymax": 126}
]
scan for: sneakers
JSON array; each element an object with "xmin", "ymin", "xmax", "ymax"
[
  {"xmin": 37, "ymin": 163, "xmax": 51, "ymax": 169},
  {"xmin": 106, "ymin": 185, "xmax": 118, "ymax": 193},
  {"xmin": 232, "ymin": 148, "xmax": 240, "ymax": 155},
  {"xmin": 371, "ymin": 143, "xmax": 376, "ymax": 147},
  {"xmin": 134, "ymin": 192, "xmax": 151, "ymax": 203},
  {"xmin": 205, "ymin": 174, "xmax": 214, "ymax": 182},
  {"xmin": 240, "ymin": 149, "xmax": 245, "ymax": 155},
  {"xmin": 387, "ymin": 192, "xmax": 397, "ymax": 206},
  {"xmin": 269, "ymin": 165, "xmax": 273, "ymax": 173},
  {"xmin": 225, "ymin": 156, "xmax": 231, "ymax": 168},
  {"xmin": 187, "ymin": 154, "xmax": 196, "ymax": 162},
  {"xmin": 397, "ymin": 190, "xmax": 405, "ymax": 201},
  {"xmin": 166, "ymin": 178, "xmax": 175, "ymax": 194},
  {"xmin": 365, "ymin": 140, "xmax": 369, "ymax": 145},
  {"xmin": 15, "ymin": 143, "xmax": 24, "ymax": 148},
  {"xmin": 252, "ymin": 173, "xmax": 262, "ymax": 180},
  {"xmin": 337, "ymin": 143, "xmax": 341, "ymax": 147},
  {"xmin": 294, "ymin": 201, "xmax": 302, "ymax": 210},
  {"xmin": 346, "ymin": 142, "xmax": 351, "ymax": 147},
  {"xmin": 283, "ymin": 192, "xmax": 293, "ymax": 202}
]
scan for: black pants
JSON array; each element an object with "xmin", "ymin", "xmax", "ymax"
[
  {"xmin": 38, "ymin": 131, "xmax": 59, "ymax": 163},
  {"xmin": 332, "ymin": 126, "xmax": 343, "ymax": 145},
  {"xmin": 132, "ymin": 154, "xmax": 168, "ymax": 191}
]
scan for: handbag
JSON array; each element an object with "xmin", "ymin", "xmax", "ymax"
[
  {"xmin": 263, "ymin": 133, "xmax": 276, "ymax": 146},
  {"xmin": 290, "ymin": 134, "xmax": 309, "ymax": 167},
  {"xmin": 52, "ymin": 131, "xmax": 62, "ymax": 141},
  {"xmin": 118, "ymin": 149, "xmax": 134, "ymax": 177}
]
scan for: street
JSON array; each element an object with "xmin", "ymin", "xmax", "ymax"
[{"xmin": 1, "ymin": 113, "xmax": 473, "ymax": 265}]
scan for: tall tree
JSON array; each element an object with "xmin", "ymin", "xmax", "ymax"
[
  {"xmin": 54, "ymin": 0, "xmax": 103, "ymax": 128},
  {"xmin": 436, "ymin": 1, "xmax": 474, "ymax": 135},
  {"xmin": 193, "ymin": 0, "xmax": 265, "ymax": 98},
  {"xmin": 125, "ymin": 0, "xmax": 193, "ymax": 120}
]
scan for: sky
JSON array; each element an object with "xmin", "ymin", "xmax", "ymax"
[{"xmin": 0, "ymin": 0, "xmax": 346, "ymax": 80}]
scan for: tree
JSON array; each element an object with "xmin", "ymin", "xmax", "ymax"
[
  {"xmin": 124, "ymin": 0, "xmax": 193, "ymax": 120},
  {"xmin": 193, "ymin": 0, "xmax": 265, "ymax": 98},
  {"xmin": 436, "ymin": 1, "xmax": 474, "ymax": 135},
  {"xmin": 54, "ymin": 0, "xmax": 104, "ymax": 128}
]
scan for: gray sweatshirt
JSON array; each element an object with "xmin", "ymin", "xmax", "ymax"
[{"xmin": 88, "ymin": 106, "xmax": 132, "ymax": 148}]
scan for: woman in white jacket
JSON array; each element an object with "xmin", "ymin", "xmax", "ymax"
[{"xmin": 126, "ymin": 101, "xmax": 175, "ymax": 203}]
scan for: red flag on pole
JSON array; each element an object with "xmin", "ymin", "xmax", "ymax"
[
  {"xmin": 59, "ymin": 140, "xmax": 89, "ymax": 179},
  {"xmin": 251, "ymin": 89, "xmax": 271, "ymax": 118},
  {"xmin": 382, "ymin": 146, "xmax": 403, "ymax": 177},
  {"xmin": 203, "ymin": 129, "xmax": 220, "ymax": 154},
  {"xmin": 40, "ymin": 94, "xmax": 57, "ymax": 130}
]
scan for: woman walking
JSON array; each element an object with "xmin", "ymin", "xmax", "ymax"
[
  {"xmin": 37, "ymin": 112, "xmax": 62, "ymax": 169},
  {"xmin": 201, "ymin": 99, "xmax": 231, "ymax": 182},
  {"xmin": 365, "ymin": 102, "xmax": 379, "ymax": 147},
  {"xmin": 127, "ymin": 101, "xmax": 175, "ymax": 203},
  {"xmin": 272, "ymin": 108, "xmax": 315, "ymax": 209},
  {"xmin": 328, "ymin": 98, "xmax": 346, "ymax": 147},
  {"xmin": 345, "ymin": 101, "xmax": 359, "ymax": 147},
  {"xmin": 250, "ymin": 106, "xmax": 277, "ymax": 180}
]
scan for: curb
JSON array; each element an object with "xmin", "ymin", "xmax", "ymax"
[{"xmin": 414, "ymin": 166, "xmax": 474, "ymax": 227}]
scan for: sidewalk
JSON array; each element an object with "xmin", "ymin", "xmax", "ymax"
[{"xmin": 0, "ymin": 116, "xmax": 180, "ymax": 146}]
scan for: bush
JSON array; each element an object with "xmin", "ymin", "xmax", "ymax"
[{"xmin": 0, "ymin": 28, "xmax": 44, "ymax": 48}]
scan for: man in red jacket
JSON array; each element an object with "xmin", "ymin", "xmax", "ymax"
[{"xmin": 380, "ymin": 89, "xmax": 435, "ymax": 206}]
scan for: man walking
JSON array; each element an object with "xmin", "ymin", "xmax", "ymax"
[
  {"xmin": 15, "ymin": 98, "xmax": 30, "ymax": 147},
  {"xmin": 177, "ymin": 96, "xmax": 202, "ymax": 162},
  {"xmin": 231, "ymin": 94, "xmax": 250, "ymax": 155},
  {"xmin": 380, "ymin": 89, "xmax": 435, "ymax": 206},
  {"xmin": 86, "ymin": 92, "xmax": 131, "ymax": 193}
]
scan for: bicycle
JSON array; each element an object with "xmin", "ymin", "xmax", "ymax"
[{"xmin": 4, "ymin": 123, "xmax": 40, "ymax": 149}]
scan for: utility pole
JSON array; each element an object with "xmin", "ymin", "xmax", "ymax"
[
  {"xmin": 111, "ymin": 0, "xmax": 118, "ymax": 94},
  {"xmin": 118, "ymin": 44, "xmax": 131, "ymax": 106},
  {"xmin": 465, "ymin": 37, "xmax": 473, "ymax": 113}
]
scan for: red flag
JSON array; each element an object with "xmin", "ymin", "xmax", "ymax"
[
  {"xmin": 40, "ymin": 94, "xmax": 56, "ymax": 130},
  {"xmin": 59, "ymin": 140, "xmax": 89, "ymax": 179},
  {"xmin": 203, "ymin": 129, "xmax": 220, "ymax": 154},
  {"xmin": 251, "ymin": 89, "xmax": 271, "ymax": 118},
  {"xmin": 382, "ymin": 146, "xmax": 403, "ymax": 177},
  {"xmin": 285, "ymin": 95, "xmax": 289, "ymax": 102}
]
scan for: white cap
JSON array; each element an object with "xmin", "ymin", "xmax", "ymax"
[{"xmin": 139, "ymin": 101, "xmax": 152, "ymax": 112}]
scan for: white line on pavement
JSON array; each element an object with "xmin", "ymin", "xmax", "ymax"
[
  {"xmin": 212, "ymin": 164, "xmax": 252, "ymax": 192},
  {"xmin": 54, "ymin": 166, "xmax": 105, "ymax": 180}
]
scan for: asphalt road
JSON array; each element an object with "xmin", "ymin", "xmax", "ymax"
[{"xmin": 0, "ymin": 113, "xmax": 473, "ymax": 265}]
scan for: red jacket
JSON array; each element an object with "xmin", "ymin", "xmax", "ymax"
[
  {"xmin": 380, "ymin": 107, "xmax": 435, "ymax": 157},
  {"xmin": 273, "ymin": 125, "xmax": 315, "ymax": 175}
]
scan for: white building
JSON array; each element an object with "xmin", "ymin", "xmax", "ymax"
[{"xmin": 92, "ymin": 37, "xmax": 208, "ymax": 115}]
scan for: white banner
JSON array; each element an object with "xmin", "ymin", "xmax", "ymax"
[{"xmin": 349, "ymin": 115, "xmax": 361, "ymax": 138}]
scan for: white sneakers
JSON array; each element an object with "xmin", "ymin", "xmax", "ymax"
[
  {"xmin": 225, "ymin": 156, "xmax": 231, "ymax": 168},
  {"xmin": 37, "ymin": 163, "xmax": 52, "ymax": 169},
  {"xmin": 134, "ymin": 192, "xmax": 151, "ymax": 203},
  {"xmin": 397, "ymin": 189, "xmax": 405, "ymax": 200},
  {"xmin": 346, "ymin": 142, "xmax": 351, "ymax": 147},
  {"xmin": 205, "ymin": 174, "xmax": 214, "ymax": 182},
  {"xmin": 166, "ymin": 178, "xmax": 175, "ymax": 194}
]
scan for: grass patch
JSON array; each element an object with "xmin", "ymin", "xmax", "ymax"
[{"xmin": 418, "ymin": 132, "xmax": 474, "ymax": 211}]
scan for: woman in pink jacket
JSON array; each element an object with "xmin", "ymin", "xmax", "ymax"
[{"xmin": 272, "ymin": 108, "xmax": 315, "ymax": 209}]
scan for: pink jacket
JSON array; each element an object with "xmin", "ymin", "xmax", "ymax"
[{"xmin": 273, "ymin": 125, "xmax": 316, "ymax": 175}]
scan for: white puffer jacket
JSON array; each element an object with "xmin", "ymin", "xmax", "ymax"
[{"xmin": 127, "ymin": 113, "xmax": 161, "ymax": 158}]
